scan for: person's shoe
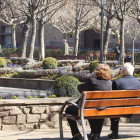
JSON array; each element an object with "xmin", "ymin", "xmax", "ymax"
[
  {"xmin": 108, "ymin": 132, "xmax": 119, "ymax": 139},
  {"xmin": 68, "ymin": 134, "xmax": 82, "ymax": 140},
  {"xmin": 87, "ymin": 133, "xmax": 100, "ymax": 140}
]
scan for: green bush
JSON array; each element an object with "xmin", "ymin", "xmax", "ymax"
[
  {"xmin": 53, "ymin": 75, "xmax": 80, "ymax": 97},
  {"xmin": 42, "ymin": 57, "xmax": 57, "ymax": 69},
  {"xmin": 89, "ymin": 60, "xmax": 99, "ymax": 73},
  {"xmin": 0, "ymin": 57, "xmax": 6, "ymax": 68}
]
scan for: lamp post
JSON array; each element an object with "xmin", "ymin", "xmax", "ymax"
[{"xmin": 98, "ymin": 0, "xmax": 107, "ymax": 63}]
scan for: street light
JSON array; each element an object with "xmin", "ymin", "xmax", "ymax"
[{"xmin": 98, "ymin": 0, "xmax": 107, "ymax": 63}]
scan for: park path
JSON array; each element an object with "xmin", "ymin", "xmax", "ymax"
[{"xmin": 0, "ymin": 124, "xmax": 140, "ymax": 140}]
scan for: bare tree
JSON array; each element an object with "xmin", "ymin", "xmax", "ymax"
[
  {"xmin": 111, "ymin": 0, "xmax": 135, "ymax": 64},
  {"xmin": 124, "ymin": 19, "xmax": 140, "ymax": 65},
  {"xmin": 18, "ymin": 0, "xmax": 44, "ymax": 59},
  {"xmin": 0, "ymin": 0, "xmax": 26, "ymax": 51},
  {"xmin": 36, "ymin": 0, "xmax": 66, "ymax": 61}
]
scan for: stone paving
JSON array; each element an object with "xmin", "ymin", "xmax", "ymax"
[{"xmin": 0, "ymin": 124, "xmax": 140, "ymax": 140}]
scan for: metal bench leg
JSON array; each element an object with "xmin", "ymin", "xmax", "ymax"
[
  {"xmin": 59, "ymin": 115, "xmax": 64, "ymax": 140},
  {"xmin": 81, "ymin": 116, "xmax": 88, "ymax": 140}
]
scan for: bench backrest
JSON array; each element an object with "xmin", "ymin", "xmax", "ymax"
[{"xmin": 78, "ymin": 90, "xmax": 140, "ymax": 118}]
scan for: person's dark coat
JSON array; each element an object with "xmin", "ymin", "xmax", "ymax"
[
  {"xmin": 111, "ymin": 75, "xmax": 140, "ymax": 134},
  {"xmin": 65, "ymin": 78, "xmax": 112, "ymax": 136}
]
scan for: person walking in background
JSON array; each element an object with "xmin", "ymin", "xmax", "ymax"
[
  {"xmin": 61, "ymin": 39, "xmax": 69, "ymax": 56},
  {"xmin": 124, "ymin": 53, "xmax": 132, "ymax": 63},
  {"xmin": 115, "ymin": 40, "xmax": 120, "ymax": 64}
]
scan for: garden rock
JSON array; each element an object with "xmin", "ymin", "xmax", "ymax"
[
  {"xmin": 111, "ymin": 68, "xmax": 120, "ymax": 78},
  {"xmin": 73, "ymin": 63, "xmax": 89, "ymax": 71},
  {"xmin": 24, "ymin": 61, "xmax": 43, "ymax": 70},
  {"xmin": 103, "ymin": 60, "xmax": 118, "ymax": 67},
  {"xmin": 10, "ymin": 58, "xmax": 35, "ymax": 65},
  {"xmin": 40, "ymin": 114, "xmax": 49, "ymax": 121}
]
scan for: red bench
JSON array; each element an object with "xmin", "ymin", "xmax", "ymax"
[{"xmin": 57, "ymin": 55, "xmax": 87, "ymax": 62}]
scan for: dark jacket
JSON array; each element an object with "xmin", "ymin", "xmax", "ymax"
[
  {"xmin": 78, "ymin": 78, "xmax": 112, "ymax": 93},
  {"xmin": 115, "ymin": 44, "xmax": 120, "ymax": 54},
  {"xmin": 112, "ymin": 75, "xmax": 140, "ymax": 90}
]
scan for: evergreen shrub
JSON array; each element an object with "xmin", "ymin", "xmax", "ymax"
[
  {"xmin": 42, "ymin": 57, "xmax": 57, "ymax": 69},
  {"xmin": 89, "ymin": 60, "xmax": 99, "ymax": 73},
  {"xmin": 53, "ymin": 75, "xmax": 80, "ymax": 97}
]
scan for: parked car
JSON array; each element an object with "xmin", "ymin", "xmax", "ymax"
[
  {"xmin": 6, "ymin": 44, "xmax": 20, "ymax": 48},
  {"xmin": 45, "ymin": 46, "xmax": 55, "ymax": 50},
  {"xmin": 108, "ymin": 48, "xmax": 115, "ymax": 52}
]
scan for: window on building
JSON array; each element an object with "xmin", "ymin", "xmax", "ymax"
[
  {"xmin": 69, "ymin": 34, "xmax": 72, "ymax": 38},
  {"xmin": 5, "ymin": 26, "xmax": 11, "ymax": 33}
]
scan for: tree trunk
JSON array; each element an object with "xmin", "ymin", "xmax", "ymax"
[
  {"xmin": 73, "ymin": 30, "xmax": 79, "ymax": 56},
  {"xmin": 103, "ymin": 18, "xmax": 111, "ymax": 60},
  {"xmin": 20, "ymin": 17, "xmax": 31, "ymax": 58},
  {"xmin": 12, "ymin": 24, "xmax": 16, "ymax": 51},
  {"xmin": 120, "ymin": 20, "xmax": 125, "ymax": 64},
  {"xmin": 38, "ymin": 21, "xmax": 45, "ymax": 61},
  {"xmin": 132, "ymin": 40, "xmax": 135, "ymax": 65},
  {"xmin": 29, "ymin": 17, "xmax": 37, "ymax": 59}
]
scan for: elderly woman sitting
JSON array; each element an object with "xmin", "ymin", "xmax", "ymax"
[{"xmin": 65, "ymin": 64, "xmax": 112, "ymax": 140}]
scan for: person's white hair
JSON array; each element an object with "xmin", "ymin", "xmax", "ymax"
[
  {"xmin": 62, "ymin": 39, "xmax": 67, "ymax": 42},
  {"xmin": 121, "ymin": 62, "xmax": 134, "ymax": 76}
]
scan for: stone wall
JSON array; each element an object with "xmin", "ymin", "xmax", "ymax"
[
  {"xmin": 0, "ymin": 98, "xmax": 73, "ymax": 130},
  {"xmin": 0, "ymin": 98, "xmax": 138, "ymax": 131},
  {"xmin": 0, "ymin": 78, "xmax": 54, "ymax": 90}
]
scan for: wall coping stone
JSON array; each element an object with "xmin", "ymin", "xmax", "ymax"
[{"xmin": 0, "ymin": 97, "xmax": 78, "ymax": 105}]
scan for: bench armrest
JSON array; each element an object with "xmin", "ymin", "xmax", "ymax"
[{"xmin": 60, "ymin": 97, "xmax": 79, "ymax": 114}]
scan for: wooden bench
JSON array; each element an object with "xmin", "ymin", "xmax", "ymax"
[
  {"xmin": 57, "ymin": 55, "xmax": 87, "ymax": 62},
  {"xmin": 59, "ymin": 90, "xmax": 140, "ymax": 140},
  {"xmin": 10, "ymin": 54, "xmax": 19, "ymax": 57}
]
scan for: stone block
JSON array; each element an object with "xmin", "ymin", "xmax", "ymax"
[
  {"xmin": 32, "ymin": 107, "xmax": 46, "ymax": 114},
  {"xmin": 49, "ymin": 113, "xmax": 59, "ymax": 122},
  {"xmin": 46, "ymin": 121, "xmax": 55, "ymax": 128},
  {"xmin": 0, "ymin": 111, "xmax": 9, "ymax": 117},
  {"xmin": 0, "ymin": 118, "xmax": 2, "ymax": 130},
  {"xmin": 0, "ymin": 107, "xmax": 3, "ymax": 111},
  {"xmin": 49, "ymin": 106, "xmax": 62, "ymax": 112},
  {"xmin": 3, "ymin": 116, "xmax": 16, "ymax": 125},
  {"xmin": 41, "ymin": 114, "xmax": 49, "ymax": 120},
  {"xmin": 27, "ymin": 114, "xmax": 40, "ymax": 123},
  {"xmin": 45, "ymin": 106, "xmax": 50, "ymax": 114},
  {"xmin": 39, "ymin": 124, "xmax": 49, "ymax": 129},
  {"xmin": 17, "ymin": 114, "xmax": 26, "ymax": 124},
  {"xmin": 26, "ymin": 123, "xmax": 35, "ymax": 129},
  {"xmin": 2, "ymin": 125, "xmax": 19, "ymax": 131},
  {"xmin": 10, "ymin": 108, "xmax": 22, "ymax": 115},
  {"xmin": 3, "ymin": 106, "xmax": 16, "ymax": 111},
  {"xmin": 23, "ymin": 108, "xmax": 30, "ymax": 114}
]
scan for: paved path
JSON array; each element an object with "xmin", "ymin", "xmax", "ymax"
[{"xmin": 0, "ymin": 124, "xmax": 140, "ymax": 140}]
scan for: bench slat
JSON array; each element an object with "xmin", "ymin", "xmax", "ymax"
[
  {"xmin": 78, "ymin": 106, "xmax": 140, "ymax": 117},
  {"xmin": 80, "ymin": 90, "xmax": 140, "ymax": 99},
  {"xmin": 79, "ymin": 98, "xmax": 140, "ymax": 108}
]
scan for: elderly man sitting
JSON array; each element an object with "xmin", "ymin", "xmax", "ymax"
[{"xmin": 109, "ymin": 62, "xmax": 140, "ymax": 139}]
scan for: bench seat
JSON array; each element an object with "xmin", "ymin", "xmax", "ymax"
[{"xmin": 59, "ymin": 90, "xmax": 140, "ymax": 140}]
